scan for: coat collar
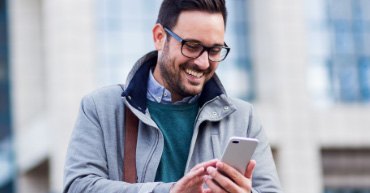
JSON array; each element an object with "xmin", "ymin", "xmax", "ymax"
[{"xmin": 122, "ymin": 51, "xmax": 227, "ymax": 113}]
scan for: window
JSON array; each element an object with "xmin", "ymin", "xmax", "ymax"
[
  {"xmin": 326, "ymin": 0, "xmax": 370, "ymax": 103},
  {"xmin": 322, "ymin": 148, "xmax": 370, "ymax": 193},
  {"xmin": 95, "ymin": 0, "xmax": 162, "ymax": 86},
  {"xmin": 307, "ymin": 0, "xmax": 370, "ymax": 104},
  {"xmin": 220, "ymin": 0, "xmax": 254, "ymax": 100}
]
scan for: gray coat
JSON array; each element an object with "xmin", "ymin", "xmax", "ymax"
[{"xmin": 63, "ymin": 51, "xmax": 282, "ymax": 193}]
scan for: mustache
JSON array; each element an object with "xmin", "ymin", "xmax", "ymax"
[{"xmin": 180, "ymin": 62, "xmax": 211, "ymax": 74}]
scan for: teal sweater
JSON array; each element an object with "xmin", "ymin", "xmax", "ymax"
[{"xmin": 147, "ymin": 100, "xmax": 199, "ymax": 182}]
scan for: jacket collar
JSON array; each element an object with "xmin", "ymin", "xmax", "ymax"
[{"xmin": 122, "ymin": 51, "xmax": 227, "ymax": 113}]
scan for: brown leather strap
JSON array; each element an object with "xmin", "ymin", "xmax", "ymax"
[{"xmin": 123, "ymin": 106, "xmax": 139, "ymax": 183}]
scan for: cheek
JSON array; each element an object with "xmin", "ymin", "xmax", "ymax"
[
  {"xmin": 175, "ymin": 51, "xmax": 189, "ymax": 63},
  {"xmin": 209, "ymin": 62, "xmax": 219, "ymax": 73},
  {"xmin": 166, "ymin": 49, "xmax": 181, "ymax": 66},
  {"xmin": 174, "ymin": 57, "xmax": 191, "ymax": 71}
]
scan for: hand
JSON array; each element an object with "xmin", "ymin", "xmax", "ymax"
[
  {"xmin": 170, "ymin": 159, "xmax": 218, "ymax": 193},
  {"xmin": 203, "ymin": 160, "xmax": 256, "ymax": 193}
]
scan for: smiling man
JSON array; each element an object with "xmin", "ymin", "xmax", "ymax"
[
  {"xmin": 63, "ymin": 0, "xmax": 282, "ymax": 193},
  {"xmin": 153, "ymin": 11, "xmax": 225, "ymax": 101}
]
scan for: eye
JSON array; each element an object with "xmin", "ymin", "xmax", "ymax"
[
  {"xmin": 184, "ymin": 41, "xmax": 203, "ymax": 52},
  {"xmin": 209, "ymin": 47, "xmax": 222, "ymax": 55}
]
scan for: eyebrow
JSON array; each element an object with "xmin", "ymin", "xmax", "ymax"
[
  {"xmin": 165, "ymin": 27, "xmax": 225, "ymax": 47},
  {"xmin": 183, "ymin": 38, "xmax": 225, "ymax": 47}
]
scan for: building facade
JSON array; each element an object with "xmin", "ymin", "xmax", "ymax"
[{"xmin": 3, "ymin": 0, "xmax": 370, "ymax": 193}]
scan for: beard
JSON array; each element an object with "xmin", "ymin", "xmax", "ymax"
[{"xmin": 157, "ymin": 43, "xmax": 212, "ymax": 99}]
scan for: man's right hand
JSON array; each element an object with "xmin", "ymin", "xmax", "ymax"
[{"xmin": 170, "ymin": 160, "xmax": 218, "ymax": 193}]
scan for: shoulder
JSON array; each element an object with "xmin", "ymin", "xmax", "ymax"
[
  {"xmin": 228, "ymin": 97, "xmax": 254, "ymax": 115},
  {"xmin": 88, "ymin": 84, "xmax": 123, "ymax": 99},
  {"xmin": 80, "ymin": 85, "xmax": 124, "ymax": 110},
  {"xmin": 224, "ymin": 96, "xmax": 261, "ymax": 126},
  {"xmin": 225, "ymin": 96, "xmax": 263, "ymax": 138}
]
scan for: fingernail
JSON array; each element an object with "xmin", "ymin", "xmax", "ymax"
[
  {"xmin": 203, "ymin": 175, "xmax": 212, "ymax": 181},
  {"xmin": 207, "ymin": 167, "xmax": 215, "ymax": 174},
  {"xmin": 216, "ymin": 161, "xmax": 223, "ymax": 169}
]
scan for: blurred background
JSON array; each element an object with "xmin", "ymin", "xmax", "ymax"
[{"xmin": 1, "ymin": 0, "xmax": 370, "ymax": 193}]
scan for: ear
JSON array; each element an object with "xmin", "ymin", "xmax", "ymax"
[{"xmin": 152, "ymin": 24, "xmax": 166, "ymax": 51}]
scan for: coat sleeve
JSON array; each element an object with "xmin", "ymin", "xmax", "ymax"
[
  {"xmin": 63, "ymin": 95, "xmax": 173, "ymax": 193},
  {"xmin": 247, "ymin": 105, "xmax": 283, "ymax": 193}
]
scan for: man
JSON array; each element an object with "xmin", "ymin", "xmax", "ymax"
[{"xmin": 63, "ymin": 0, "xmax": 282, "ymax": 193}]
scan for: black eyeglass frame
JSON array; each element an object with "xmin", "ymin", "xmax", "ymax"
[{"xmin": 164, "ymin": 27, "xmax": 231, "ymax": 62}]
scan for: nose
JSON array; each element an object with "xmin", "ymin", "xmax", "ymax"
[{"xmin": 193, "ymin": 50, "xmax": 210, "ymax": 70}]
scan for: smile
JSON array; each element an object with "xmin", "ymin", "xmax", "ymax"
[{"xmin": 185, "ymin": 69, "xmax": 204, "ymax": 78}]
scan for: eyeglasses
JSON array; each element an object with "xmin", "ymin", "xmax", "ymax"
[{"xmin": 164, "ymin": 27, "xmax": 230, "ymax": 62}]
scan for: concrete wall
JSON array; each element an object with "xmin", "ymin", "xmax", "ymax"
[{"xmin": 9, "ymin": 0, "xmax": 95, "ymax": 192}]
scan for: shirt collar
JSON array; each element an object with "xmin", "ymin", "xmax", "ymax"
[{"xmin": 147, "ymin": 68, "xmax": 199, "ymax": 105}]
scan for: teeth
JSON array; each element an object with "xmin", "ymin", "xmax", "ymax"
[{"xmin": 186, "ymin": 69, "xmax": 204, "ymax": 78}]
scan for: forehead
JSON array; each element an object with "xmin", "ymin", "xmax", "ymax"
[{"xmin": 172, "ymin": 11, "xmax": 225, "ymax": 45}]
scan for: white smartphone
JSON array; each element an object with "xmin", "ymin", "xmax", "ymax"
[{"xmin": 220, "ymin": 137, "xmax": 259, "ymax": 174}]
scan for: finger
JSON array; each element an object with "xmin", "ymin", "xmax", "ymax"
[
  {"xmin": 216, "ymin": 161, "xmax": 245, "ymax": 186},
  {"xmin": 207, "ymin": 166, "xmax": 241, "ymax": 193},
  {"xmin": 202, "ymin": 189, "xmax": 213, "ymax": 193},
  {"xmin": 204, "ymin": 175, "xmax": 228, "ymax": 193},
  {"xmin": 181, "ymin": 167, "xmax": 206, "ymax": 187},
  {"xmin": 188, "ymin": 167, "xmax": 207, "ymax": 182},
  {"xmin": 244, "ymin": 160, "xmax": 256, "ymax": 179},
  {"xmin": 191, "ymin": 159, "xmax": 218, "ymax": 172}
]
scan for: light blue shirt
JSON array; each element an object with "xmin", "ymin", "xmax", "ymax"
[{"xmin": 146, "ymin": 69, "xmax": 199, "ymax": 104}]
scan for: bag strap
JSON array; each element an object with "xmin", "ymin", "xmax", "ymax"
[{"xmin": 121, "ymin": 85, "xmax": 139, "ymax": 183}]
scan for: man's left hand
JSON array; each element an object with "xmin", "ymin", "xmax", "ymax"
[{"xmin": 203, "ymin": 160, "xmax": 256, "ymax": 193}]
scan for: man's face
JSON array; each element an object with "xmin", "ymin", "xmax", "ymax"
[{"xmin": 153, "ymin": 11, "xmax": 225, "ymax": 102}]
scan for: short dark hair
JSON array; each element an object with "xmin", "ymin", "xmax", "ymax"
[{"xmin": 156, "ymin": 0, "xmax": 227, "ymax": 29}]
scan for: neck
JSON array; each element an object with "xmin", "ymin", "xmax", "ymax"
[{"xmin": 152, "ymin": 64, "xmax": 187, "ymax": 103}]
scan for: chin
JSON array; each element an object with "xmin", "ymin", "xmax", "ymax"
[{"xmin": 185, "ymin": 86, "xmax": 203, "ymax": 96}]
